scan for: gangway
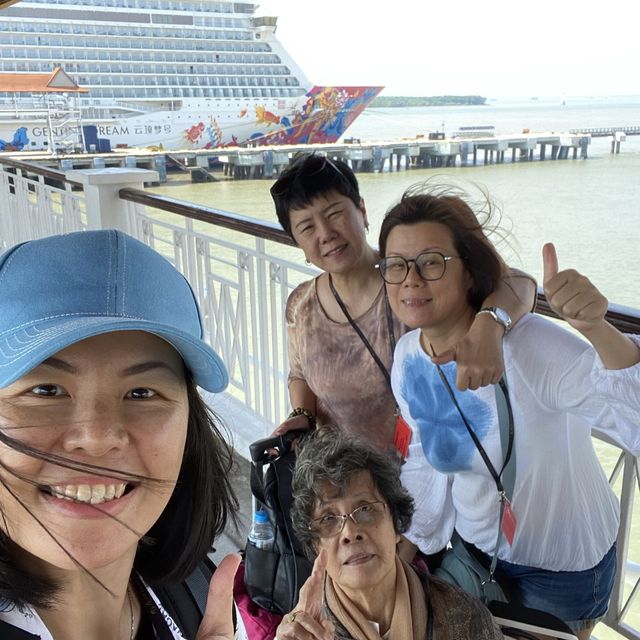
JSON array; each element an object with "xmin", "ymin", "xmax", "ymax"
[{"xmin": 166, "ymin": 153, "xmax": 216, "ymax": 182}]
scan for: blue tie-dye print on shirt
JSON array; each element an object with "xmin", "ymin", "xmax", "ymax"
[{"xmin": 401, "ymin": 354, "xmax": 493, "ymax": 473}]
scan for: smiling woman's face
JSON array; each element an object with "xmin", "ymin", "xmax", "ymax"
[
  {"xmin": 383, "ymin": 221, "xmax": 472, "ymax": 332},
  {"xmin": 0, "ymin": 330, "xmax": 189, "ymax": 574},
  {"xmin": 313, "ymin": 470, "xmax": 399, "ymax": 597},
  {"xmin": 289, "ymin": 190, "xmax": 369, "ymax": 275}
]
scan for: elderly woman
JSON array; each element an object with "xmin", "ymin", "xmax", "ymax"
[
  {"xmin": 0, "ymin": 230, "xmax": 241, "ymax": 639},
  {"xmin": 270, "ymin": 154, "xmax": 536, "ymax": 451},
  {"xmin": 275, "ymin": 429, "xmax": 503, "ymax": 640},
  {"xmin": 378, "ymin": 184, "xmax": 640, "ymax": 639}
]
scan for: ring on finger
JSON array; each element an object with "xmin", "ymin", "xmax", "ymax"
[{"xmin": 288, "ymin": 611, "xmax": 299, "ymax": 623}]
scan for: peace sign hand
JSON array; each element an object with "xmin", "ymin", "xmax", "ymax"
[{"xmin": 276, "ymin": 550, "xmax": 334, "ymax": 640}]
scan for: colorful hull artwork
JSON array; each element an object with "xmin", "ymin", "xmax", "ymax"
[
  {"xmin": 181, "ymin": 85, "xmax": 382, "ymax": 150},
  {"xmin": 0, "ymin": 86, "xmax": 382, "ymax": 152}
]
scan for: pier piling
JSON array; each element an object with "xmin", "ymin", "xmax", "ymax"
[{"xmin": 11, "ymin": 128, "xmax": 607, "ymax": 181}]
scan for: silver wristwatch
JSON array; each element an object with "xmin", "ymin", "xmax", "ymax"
[{"xmin": 478, "ymin": 306, "xmax": 512, "ymax": 335}]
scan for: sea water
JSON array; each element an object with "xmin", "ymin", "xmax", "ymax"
[
  {"xmin": 149, "ymin": 96, "xmax": 640, "ymax": 308},
  {"xmin": 148, "ymin": 95, "xmax": 639, "ymax": 638}
]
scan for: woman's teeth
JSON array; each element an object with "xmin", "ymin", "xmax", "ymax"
[{"xmin": 48, "ymin": 483, "xmax": 128, "ymax": 504}]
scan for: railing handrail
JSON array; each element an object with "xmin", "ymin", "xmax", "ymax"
[
  {"xmin": 534, "ymin": 295, "xmax": 640, "ymax": 335},
  {"xmin": 119, "ymin": 187, "xmax": 296, "ymax": 246},
  {"xmin": 0, "ymin": 156, "xmax": 83, "ymax": 186},
  {"xmin": 118, "ymin": 186, "xmax": 640, "ymax": 335},
  {"xmin": 2, "ymin": 154, "xmax": 638, "ymax": 332}
]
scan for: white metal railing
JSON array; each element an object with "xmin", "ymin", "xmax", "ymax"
[
  {"xmin": 126, "ymin": 205, "xmax": 316, "ymax": 430},
  {"xmin": 0, "ymin": 160, "xmax": 638, "ymax": 640},
  {"xmin": 0, "ymin": 161, "xmax": 86, "ymax": 250}
]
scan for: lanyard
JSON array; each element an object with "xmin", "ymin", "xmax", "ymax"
[
  {"xmin": 328, "ymin": 274, "xmax": 396, "ymax": 389},
  {"xmin": 436, "ymin": 365, "xmax": 516, "ymax": 582},
  {"xmin": 131, "ymin": 574, "xmax": 186, "ymax": 640}
]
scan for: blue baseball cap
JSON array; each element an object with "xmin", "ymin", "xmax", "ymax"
[{"xmin": 0, "ymin": 230, "xmax": 228, "ymax": 392}]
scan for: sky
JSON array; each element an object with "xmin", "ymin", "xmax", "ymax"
[{"xmin": 256, "ymin": 0, "xmax": 639, "ymax": 98}]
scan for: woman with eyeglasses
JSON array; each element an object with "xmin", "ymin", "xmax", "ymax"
[
  {"xmin": 275, "ymin": 428, "xmax": 503, "ymax": 640},
  {"xmin": 379, "ymin": 184, "xmax": 640, "ymax": 639},
  {"xmin": 270, "ymin": 154, "xmax": 536, "ymax": 451}
]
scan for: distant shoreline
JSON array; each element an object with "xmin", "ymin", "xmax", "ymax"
[{"xmin": 370, "ymin": 95, "xmax": 487, "ymax": 107}]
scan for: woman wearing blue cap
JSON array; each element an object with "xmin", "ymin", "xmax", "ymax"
[{"xmin": 0, "ymin": 231, "xmax": 241, "ymax": 639}]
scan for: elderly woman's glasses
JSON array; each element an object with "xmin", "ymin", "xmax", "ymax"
[
  {"xmin": 310, "ymin": 501, "xmax": 387, "ymax": 538},
  {"xmin": 376, "ymin": 251, "xmax": 462, "ymax": 284}
]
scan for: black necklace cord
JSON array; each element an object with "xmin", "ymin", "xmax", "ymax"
[{"xmin": 328, "ymin": 274, "xmax": 396, "ymax": 389}]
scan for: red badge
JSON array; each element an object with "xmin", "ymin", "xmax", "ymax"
[
  {"xmin": 393, "ymin": 413, "xmax": 412, "ymax": 459},
  {"xmin": 501, "ymin": 498, "xmax": 517, "ymax": 546}
]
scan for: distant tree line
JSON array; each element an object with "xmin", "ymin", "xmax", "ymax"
[{"xmin": 370, "ymin": 95, "xmax": 487, "ymax": 107}]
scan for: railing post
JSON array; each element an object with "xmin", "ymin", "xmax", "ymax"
[
  {"xmin": 65, "ymin": 168, "xmax": 158, "ymax": 232},
  {"xmin": 607, "ymin": 450, "xmax": 637, "ymax": 630}
]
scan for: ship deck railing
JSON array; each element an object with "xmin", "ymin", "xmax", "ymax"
[{"xmin": 0, "ymin": 157, "xmax": 639, "ymax": 640}]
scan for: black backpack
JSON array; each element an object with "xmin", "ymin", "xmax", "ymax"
[{"xmin": 244, "ymin": 430, "xmax": 313, "ymax": 615}]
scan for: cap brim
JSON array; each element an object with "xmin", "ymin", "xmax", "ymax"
[{"xmin": 0, "ymin": 316, "xmax": 228, "ymax": 392}]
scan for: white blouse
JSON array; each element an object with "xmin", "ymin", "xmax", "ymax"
[{"xmin": 392, "ymin": 313, "xmax": 640, "ymax": 571}]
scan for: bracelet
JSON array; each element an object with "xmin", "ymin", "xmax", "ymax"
[{"xmin": 288, "ymin": 407, "xmax": 316, "ymax": 427}]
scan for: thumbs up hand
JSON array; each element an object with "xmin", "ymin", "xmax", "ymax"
[{"xmin": 542, "ymin": 243, "xmax": 608, "ymax": 334}]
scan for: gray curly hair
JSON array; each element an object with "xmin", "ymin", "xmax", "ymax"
[{"xmin": 291, "ymin": 427, "xmax": 415, "ymax": 558}]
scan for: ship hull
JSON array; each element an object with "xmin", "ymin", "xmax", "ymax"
[{"xmin": 0, "ymin": 86, "xmax": 381, "ymax": 152}]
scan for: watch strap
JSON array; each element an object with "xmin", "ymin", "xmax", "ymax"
[{"xmin": 478, "ymin": 306, "xmax": 512, "ymax": 334}]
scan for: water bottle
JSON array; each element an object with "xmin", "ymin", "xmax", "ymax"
[{"xmin": 248, "ymin": 509, "xmax": 275, "ymax": 551}]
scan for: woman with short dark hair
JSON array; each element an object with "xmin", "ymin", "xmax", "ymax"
[
  {"xmin": 270, "ymin": 153, "xmax": 536, "ymax": 451},
  {"xmin": 0, "ymin": 230, "xmax": 241, "ymax": 639},
  {"xmin": 275, "ymin": 428, "xmax": 503, "ymax": 640}
]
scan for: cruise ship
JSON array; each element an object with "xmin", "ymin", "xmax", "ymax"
[{"xmin": 0, "ymin": 0, "xmax": 382, "ymax": 151}]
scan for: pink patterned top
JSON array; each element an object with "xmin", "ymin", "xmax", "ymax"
[{"xmin": 286, "ymin": 277, "xmax": 407, "ymax": 451}]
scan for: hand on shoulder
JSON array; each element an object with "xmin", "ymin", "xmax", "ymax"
[{"xmin": 431, "ymin": 314, "xmax": 505, "ymax": 391}]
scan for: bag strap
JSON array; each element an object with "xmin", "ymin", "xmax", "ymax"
[
  {"xmin": 0, "ymin": 620, "xmax": 40, "ymax": 640},
  {"xmin": 495, "ymin": 378, "xmax": 516, "ymax": 502},
  {"xmin": 436, "ymin": 365, "xmax": 516, "ymax": 590},
  {"xmin": 248, "ymin": 429, "xmax": 309, "ymax": 509},
  {"xmin": 185, "ymin": 555, "xmax": 216, "ymax": 617},
  {"xmin": 328, "ymin": 274, "xmax": 395, "ymax": 389},
  {"xmin": 138, "ymin": 556, "xmax": 230, "ymax": 639}
]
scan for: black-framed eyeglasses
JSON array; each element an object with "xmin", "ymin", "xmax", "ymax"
[
  {"xmin": 376, "ymin": 251, "xmax": 463, "ymax": 284},
  {"xmin": 309, "ymin": 501, "xmax": 387, "ymax": 538},
  {"xmin": 270, "ymin": 155, "xmax": 346, "ymax": 198}
]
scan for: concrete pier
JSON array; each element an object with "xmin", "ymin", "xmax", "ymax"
[{"xmin": 3, "ymin": 130, "xmax": 595, "ymax": 182}]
